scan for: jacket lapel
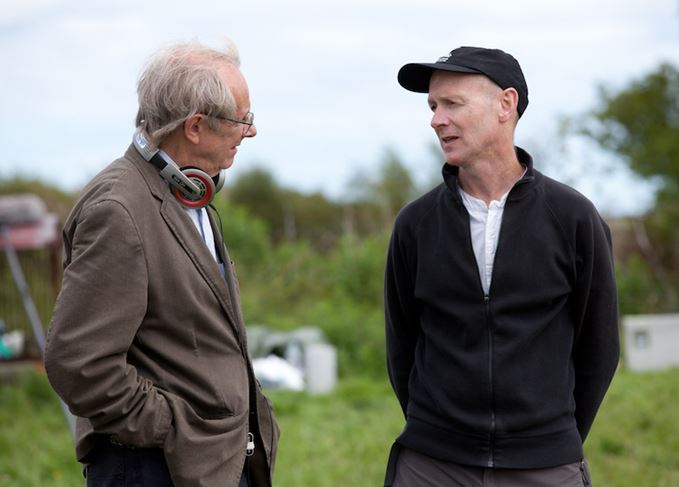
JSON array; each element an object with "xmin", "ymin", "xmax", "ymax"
[
  {"xmin": 206, "ymin": 206, "xmax": 246, "ymax": 328},
  {"xmin": 126, "ymin": 145, "xmax": 244, "ymax": 344}
]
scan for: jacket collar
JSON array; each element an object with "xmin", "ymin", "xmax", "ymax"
[
  {"xmin": 124, "ymin": 143, "xmax": 169, "ymax": 202},
  {"xmin": 442, "ymin": 146, "xmax": 536, "ymax": 204}
]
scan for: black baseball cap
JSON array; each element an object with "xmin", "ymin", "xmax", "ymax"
[{"xmin": 398, "ymin": 46, "xmax": 529, "ymax": 117}]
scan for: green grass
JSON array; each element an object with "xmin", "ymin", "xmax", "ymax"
[
  {"xmin": 585, "ymin": 368, "xmax": 679, "ymax": 486},
  {"xmin": 268, "ymin": 379, "xmax": 402, "ymax": 486},
  {"xmin": 0, "ymin": 366, "xmax": 81, "ymax": 487},
  {"xmin": 1, "ymin": 367, "xmax": 679, "ymax": 486}
]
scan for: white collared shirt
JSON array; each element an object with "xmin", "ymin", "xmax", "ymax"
[
  {"xmin": 459, "ymin": 189, "xmax": 508, "ymax": 296},
  {"xmin": 185, "ymin": 207, "xmax": 218, "ymax": 263},
  {"xmin": 458, "ymin": 168, "xmax": 526, "ymax": 296}
]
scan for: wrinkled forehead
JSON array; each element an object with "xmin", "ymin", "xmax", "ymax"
[{"xmin": 218, "ymin": 62, "xmax": 251, "ymax": 106}]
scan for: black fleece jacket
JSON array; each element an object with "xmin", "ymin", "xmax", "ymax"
[{"xmin": 385, "ymin": 147, "xmax": 619, "ymax": 469}]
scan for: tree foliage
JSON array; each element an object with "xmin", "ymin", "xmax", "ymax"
[
  {"xmin": 225, "ymin": 152, "xmax": 420, "ymax": 251},
  {"xmin": 226, "ymin": 167, "xmax": 288, "ymax": 242},
  {"xmin": 580, "ymin": 63, "xmax": 679, "ymax": 202},
  {"xmin": 372, "ymin": 149, "xmax": 417, "ymax": 225},
  {"xmin": 572, "ymin": 63, "xmax": 679, "ymax": 311}
]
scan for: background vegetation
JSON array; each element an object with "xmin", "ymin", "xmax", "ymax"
[
  {"xmin": 2, "ymin": 367, "xmax": 679, "ymax": 486},
  {"xmin": 2, "ymin": 61, "xmax": 679, "ymax": 485}
]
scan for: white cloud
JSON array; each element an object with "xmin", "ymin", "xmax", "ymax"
[
  {"xmin": 1, "ymin": 0, "xmax": 678, "ymax": 215},
  {"xmin": 0, "ymin": 0, "xmax": 66, "ymax": 24}
]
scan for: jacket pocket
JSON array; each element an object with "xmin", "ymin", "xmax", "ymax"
[{"xmin": 202, "ymin": 355, "xmax": 248, "ymax": 419}]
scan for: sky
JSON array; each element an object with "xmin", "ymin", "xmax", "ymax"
[{"xmin": 2, "ymin": 0, "xmax": 679, "ymax": 216}]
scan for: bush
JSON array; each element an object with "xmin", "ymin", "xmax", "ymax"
[
  {"xmin": 616, "ymin": 255, "xmax": 659, "ymax": 315},
  {"xmin": 217, "ymin": 215, "xmax": 391, "ymax": 379},
  {"xmin": 211, "ymin": 198, "xmax": 272, "ymax": 270}
]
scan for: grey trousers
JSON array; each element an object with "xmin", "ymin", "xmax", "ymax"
[{"xmin": 389, "ymin": 447, "xmax": 592, "ymax": 487}]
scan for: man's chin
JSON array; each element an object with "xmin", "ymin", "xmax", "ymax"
[{"xmin": 220, "ymin": 159, "xmax": 235, "ymax": 172}]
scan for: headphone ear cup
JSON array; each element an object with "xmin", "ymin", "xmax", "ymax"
[
  {"xmin": 213, "ymin": 170, "xmax": 226, "ymax": 193},
  {"xmin": 172, "ymin": 167, "xmax": 216, "ymax": 209}
]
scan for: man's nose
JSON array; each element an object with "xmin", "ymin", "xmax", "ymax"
[{"xmin": 430, "ymin": 108, "xmax": 447, "ymax": 129}]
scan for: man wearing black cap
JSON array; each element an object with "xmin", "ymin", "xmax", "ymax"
[{"xmin": 383, "ymin": 47, "xmax": 619, "ymax": 486}]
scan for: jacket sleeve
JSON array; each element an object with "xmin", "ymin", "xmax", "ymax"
[
  {"xmin": 44, "ymin": 199, "xmax": 172, "ymax": 447},
  {"xmin": 571, "ymin": 211, "xmax": 620, "ymax": 442},
  {"xmin": 384, "ymin": 222, "xmax": 421, "ymax": 417}
]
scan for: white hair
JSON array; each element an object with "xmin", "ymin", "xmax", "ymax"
[{"xmin": 135, "ymin": 40, "xmax": 241, "ymax": 144}]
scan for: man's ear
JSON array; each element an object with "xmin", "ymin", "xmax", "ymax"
[
  {"xmin": 183, "ymin": 114, "xmax": 204, "ymax": 145},
  {"xmin": 498, "ymin": 88, "xmax": 519, "ymax": 123}
]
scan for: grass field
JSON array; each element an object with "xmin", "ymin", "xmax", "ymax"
[{"xmin": 1, "ymin": 366, "xmax": 678, "ymax": 486}]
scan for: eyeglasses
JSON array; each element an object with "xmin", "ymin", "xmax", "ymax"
[{"xmin": 213, "ymin": 111, "xmax": 255, "ymax": 135}]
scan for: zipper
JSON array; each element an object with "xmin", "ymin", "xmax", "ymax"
[
  {"xmin": 460, "ymin": 201, "xmax": 498, "ymax": 468},
  {"xmin": 485, "ymin": 294, "xmax": 495, "ymax": 468},
  {"xmin": 482, "ymin": 171, "xmax": 528, "ymax": 466}
]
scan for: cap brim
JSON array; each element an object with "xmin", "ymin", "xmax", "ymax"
[{"xmin": 398, "ymin": 63, "xmax": 482, "ymax": 93}]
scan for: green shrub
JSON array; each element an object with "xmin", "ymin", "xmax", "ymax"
[{"xmin": 616, "ymin": 255, "xmax": 659, "ymax": 315}]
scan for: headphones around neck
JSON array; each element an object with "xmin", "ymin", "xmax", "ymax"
[{"xmin": 132, "ymin": 129, "xmax": 225, "ymax": 209}]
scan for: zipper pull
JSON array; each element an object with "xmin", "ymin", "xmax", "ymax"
[{"xmin": 246, "ymin": 432, "xmax": 255, "ymax": 456}]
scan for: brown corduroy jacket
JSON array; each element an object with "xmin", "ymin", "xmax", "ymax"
[{"xmin": 45, "ymin": 145, "xmax": 279, "ymax": 487}]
